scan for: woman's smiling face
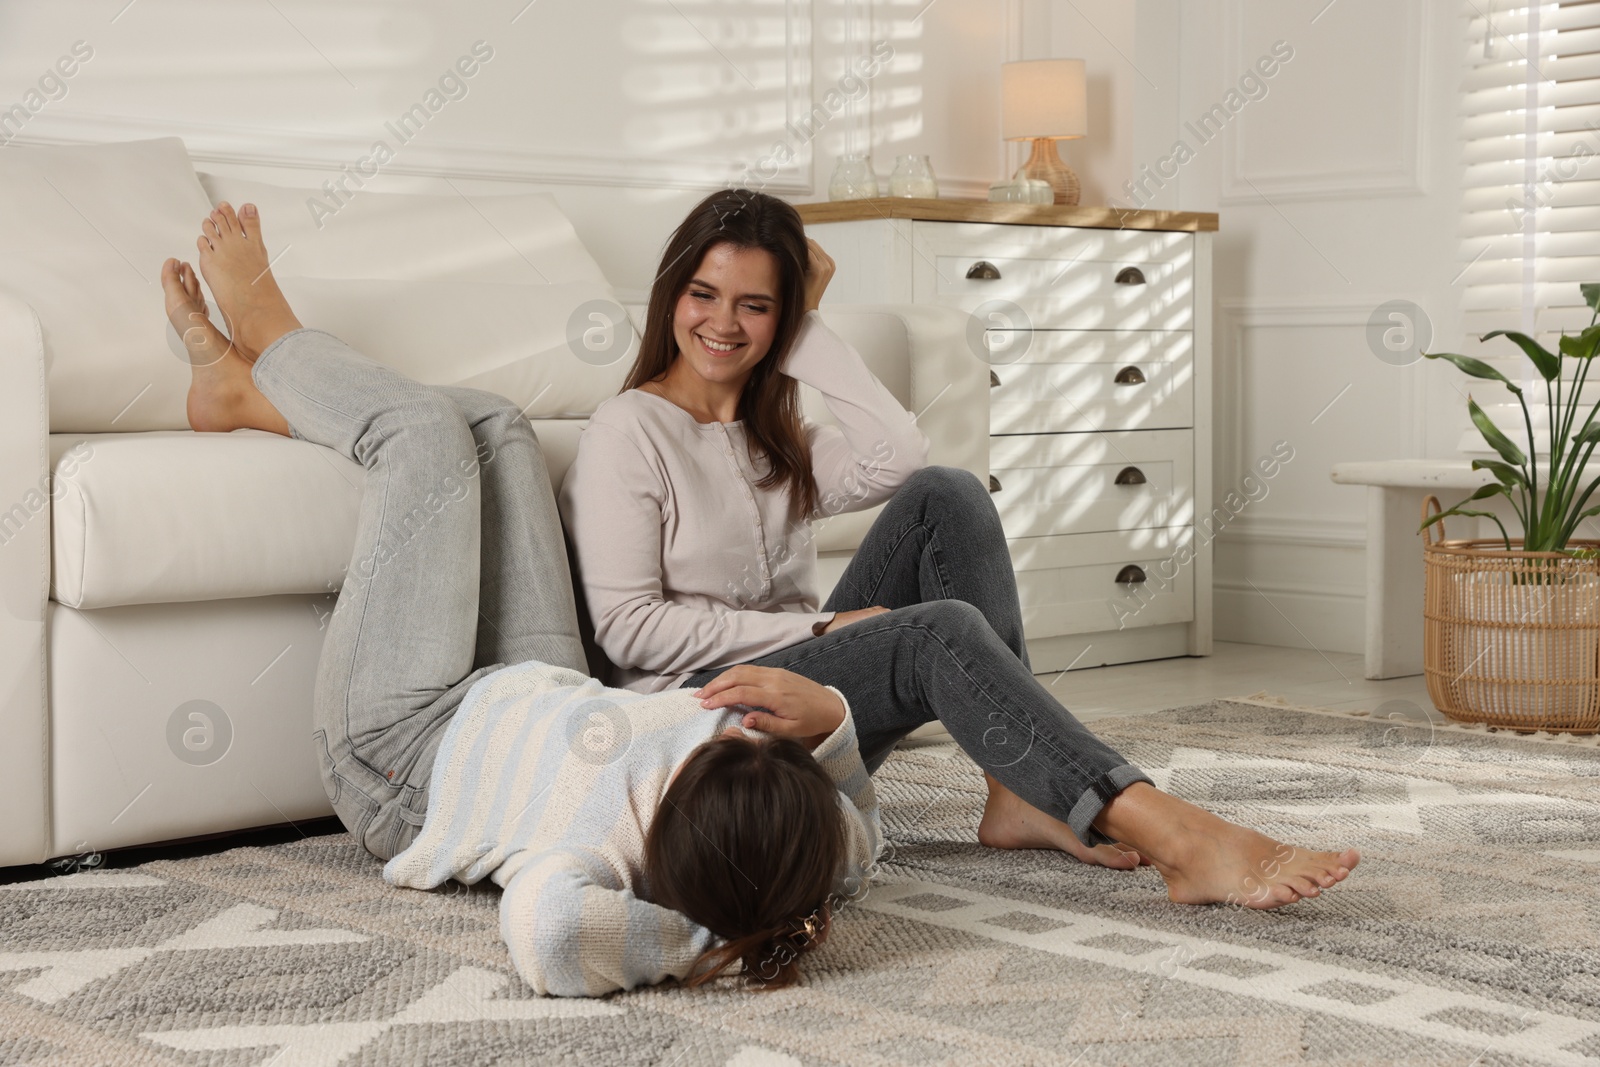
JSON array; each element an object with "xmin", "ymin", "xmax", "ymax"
[{"xmin": 670, "ymin": 242, "xmax": 782, "ymax": 391}]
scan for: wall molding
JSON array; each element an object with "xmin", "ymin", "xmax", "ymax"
[
  {"xmin": 1217, "ymin": 296, "xmax": 1427, "ymax": 497},
  {"xmin": 15, "ymin": 111, "xmax": 817, "ymax": 192},
  {"xmin": 1215, "ymin": 515, "xmax": 1366, "ymax": 549},
  {"xmin": 935, "ymin": 176, "xmax": 994, "ymax": 199},
  {"xmin": 1215, "ymin": 575, "xmax": 1363, "ymax": 601},
  {"xmin": 1217, "ymin": 0, "xmax": 1427, "ymax": 204},
  {"xmin": 1214, "ymin": 579, "xmax": 1364, "ymax": 655},
  {"xmin": 1212, "ymin": 297, "xmax": 1397, "ymax": 654}
]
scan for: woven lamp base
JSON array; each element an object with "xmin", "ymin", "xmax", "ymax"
[{"xmin": 1018, "ymin": 138, "xmax": 1080, "ymax": 206}]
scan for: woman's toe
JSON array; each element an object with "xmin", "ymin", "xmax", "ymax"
[
  {"xmin": 1286, "ymin": 875, "xmax": 1320, "ymax": 898},
  {"xmin": 216, "ymin": 203, "xmax": 239, "ymax": 234},
  {"xmin": 1095, "ymin": 845, "xmax": 1139, "ymax": 870},
  {"xmin": 1247, "ymin": 882, "xmax": 1297, "ymax": 908}
]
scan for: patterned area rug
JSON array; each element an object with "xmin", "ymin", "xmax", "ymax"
[{"xmin": 4, "ymin": 699, "xmax": 1600, "ymax": 1067}]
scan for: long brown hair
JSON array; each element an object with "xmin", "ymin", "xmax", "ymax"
[
  {"xmin": 644, "ymin": 732, "xmax": 845, "ymax": 990},
  {"xmin": 625, "ymin": 188, "xmax": 819, "ymax": 520}
]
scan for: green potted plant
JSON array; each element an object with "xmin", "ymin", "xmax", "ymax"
[{"xmin": 1420, "ymin": 282, "xmax": 1600, "ymax": 731}]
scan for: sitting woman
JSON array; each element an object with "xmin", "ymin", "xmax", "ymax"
[
  {"xmin": 560, "ymin": 190, "xmax": 1360, "ymax": 902},
  {"xmin": 165, "ymin": 195, "xmax": 1353, "ymax": 1001}
]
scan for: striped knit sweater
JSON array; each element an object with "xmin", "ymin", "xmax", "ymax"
[{"xmin": 383, "ymin": 660, "xmax": 882, "ymax": 997}]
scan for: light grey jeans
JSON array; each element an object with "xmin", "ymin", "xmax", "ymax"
[{"xmin": 253, "ymin": 329, "xmax": 587, "ymax": 861}]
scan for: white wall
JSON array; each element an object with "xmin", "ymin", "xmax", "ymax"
[
  {"xmin": 6, "ymin": 0, "xmax": 1449, "ymax": 659},
  {"xmin": 1, "ymin": 0, "xmax": 1141, "ymax": 303},
  {"xmin": 1047, "ymin": 1, "xmax": 1138, "ymax": 205},
  {"xmin": 1138, "ymin": 0, "xmax": 1467, "ymax": 655}
]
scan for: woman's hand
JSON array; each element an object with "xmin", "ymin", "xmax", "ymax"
[
  {"xmin": 696, "ymin": 665, "xmax": 845, "ymax": 747},
  {"xmin": 822, "ymin": 606, "xmax": 889, "ymax": 634},
  {"xmin": 803, "ymin": 238, "xmax": 835, "ymax": 314}
]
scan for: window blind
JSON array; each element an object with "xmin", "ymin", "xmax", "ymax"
[{"xmin": 1462, "ymin": 1, "xmax": 1600, "ymax": 346}]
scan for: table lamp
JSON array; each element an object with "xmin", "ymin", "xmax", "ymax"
[{"xmin": 1001, "ymin": 58, "xmax": 1088, "ymax": 206}]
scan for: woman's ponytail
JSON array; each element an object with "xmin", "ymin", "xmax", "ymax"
[{"xmin": 684, "ymin": 906, "xmax": 832, "ymax": 990}]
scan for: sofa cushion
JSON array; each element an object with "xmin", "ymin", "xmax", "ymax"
[
  {"xmin": 0, "ymin": 137, "xmax": 218, "ymax": 434},
  {"xmin": 50, "ymin": 431, "xmax": 361, "ymax": 609},
  {"xmin": 272, "ymin": 277, "xmax": 633, "ymax": 419},
  {"xmin": 197, "ymin": 174, "xmax": 609, "ymax": 286},
  {"xmin": 141, "ymin": 267, "xmax": 628, "ymax": 431},
  {"xmin": 51, "ymin": 421, "xmax": 589, "ymax": 609},
  {"xmin": 0, "ymin": 143, "xmax": 632, "ymax": 434}
]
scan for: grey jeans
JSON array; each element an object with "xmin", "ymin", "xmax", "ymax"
[
  {"xmin": 253, "ymin": 329, "xmax": 587, "ymax": 861},
  {"xmin": 685, "ymin": 466, "xmax": 1152, "ymax": 847}
]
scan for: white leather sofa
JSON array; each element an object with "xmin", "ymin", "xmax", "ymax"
[{"xmin": 0, "ymin": 139, "xmax": 988, "ymax": 868}]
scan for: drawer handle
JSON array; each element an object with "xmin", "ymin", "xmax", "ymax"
[
  {"xmin": 1115, "ymin": 564, "xmax": 1147, "ymax": 585},
  {"xmin": 1114, "ymin": 365, "xmax": 1146, "ymax": 385},
  {"xmin": 1115, "ymin": 266, "xmax": 1146, "ymax": 285},
  {"xmin": 966, "ymin": 260, "xmax": 1002, "ymax": 280},
  {"xmin": 1114, "ymin": 466, "xmax": 1147, "ymax": 486},
  {"xmin": 989, "ymin": 475, "xmax": 1002, "ymax": 493},
  {"xmin": 990, "ymin": 369, "xmax": 1001, "ymax": 389}
]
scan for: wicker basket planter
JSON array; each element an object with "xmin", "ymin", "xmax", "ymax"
[{"xmin": 1422, "ymin": 496, "xmax": 1600, "ymax": 733}]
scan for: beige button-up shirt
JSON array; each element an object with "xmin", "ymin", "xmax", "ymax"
[{"xmin": 559, "ymin": 313, "xmax": 930, "ymax": 692}]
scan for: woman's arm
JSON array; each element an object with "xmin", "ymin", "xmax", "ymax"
[
  {"xmin": 783, "ymin": 238, "xmax": 928, "ymax": 516},
  {"xmin": 784, "ymin": 313, "xmax": 931, "ymax": 517},
  {"xmin": 499, "ymin": 846, "xmax": 718, "ymax": 997},
  {"xmin": 696, "ymin": 666, "xmax": 883, "ymax": 878},
  {"xmin": 561, "ymin": 423, "xmax": 830, "ymax": 677},
  {"xmin": 817, "ymin": 712, "xmax": 884, "ymax": 898}
]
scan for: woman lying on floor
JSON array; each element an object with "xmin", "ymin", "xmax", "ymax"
[{"xmin": 160, "ymin": 194, "xmax": 1357, "ymax": 998}]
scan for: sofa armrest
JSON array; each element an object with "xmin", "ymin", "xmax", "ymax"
[{"xmin": 0, "ymin": 289, "xmax": 50, "ymax": 867}]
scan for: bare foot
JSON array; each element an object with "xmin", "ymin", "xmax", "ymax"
[
  {"xmin": 194, "ymin": 202, "xmax": 302, "ymax": 359},
  {"xmin": 1096, "ymin": 783, "xmax": 1359, "ymax": 910},
  {"xmin": 161, "ymin": 257, "xmax": 289, "ymax": 436},
  {"xmin": 163, "ymin": 257, "xmax": 233, "ymax": 370},
  {"xmin": 977, "ymin": 775, "xmax": 1141, "ymax": 870}
]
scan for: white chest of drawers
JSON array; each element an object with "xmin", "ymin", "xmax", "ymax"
[{"xmin": 799, "ymin": 199, "xmax": 1217, "ymax": 673}]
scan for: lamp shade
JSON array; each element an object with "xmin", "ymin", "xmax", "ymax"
[{"xmin": 1001, "ymin": 59, "xmax": 1087, "ymax": 141}]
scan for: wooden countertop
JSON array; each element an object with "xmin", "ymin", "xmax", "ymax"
[{"xmin": 794, "ymin": 198, "xmax": 1219, "ymax": 232}]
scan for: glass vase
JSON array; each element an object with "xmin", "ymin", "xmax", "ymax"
[
  {"xmin": 888, "ymin": 154, "xmax": 938, "ymax": 198},
  {"xmin": 828, "ymin": 155, "xmax": 879, "ymax": 200}
]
